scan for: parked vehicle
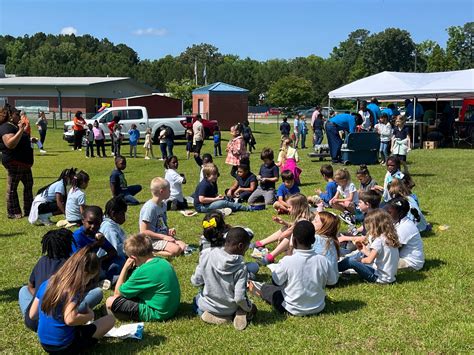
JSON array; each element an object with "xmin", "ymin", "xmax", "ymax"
[
  {"xmin": 459, "ymin": 98, "xmax": 474, "ymax": 122},
  {"xmin": 180, "ymin": 115, "xmax": 218, "ymax": 138},
  {"xmin": 63, "ymin": 106, "xmax": 186, "ymax": 143},
  {"xmin": 268, "ymin": 107, "xmax": 281, "ymax": 115}
]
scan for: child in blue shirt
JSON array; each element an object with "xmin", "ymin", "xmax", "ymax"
[
  {"xmin": 128, "ymin": 124, "xmax": 140, "ymax": 158},
  {"xmin": 308, "ymin": 164, "xmax": 337, "ymax": 208},
  {"xmin": 213, "ymin": 125, "xmax": 222, "ymax": 157},
  {"xmin": 72, "ymin": 206, "xmax": 119, "ymax": 281},
  {"xmin": 273, "ymin": 170, "xmax": 300, "ymax": 214},
  {"xmin": 248, "ymin": 148, "xmax": 280, "ymax": 206}
]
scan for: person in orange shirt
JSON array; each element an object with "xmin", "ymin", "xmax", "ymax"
[
  {"xmin": 21, "ymin": 111, "xmax": 46, "ymax": 154},
  {"xmin": 73, "ymin": 111, "xmax": 86, "ymax": 151}
]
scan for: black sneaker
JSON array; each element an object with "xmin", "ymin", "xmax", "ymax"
[{"xmin": 339, "ymin": 211, "xmax": 355, "ymax": 226}]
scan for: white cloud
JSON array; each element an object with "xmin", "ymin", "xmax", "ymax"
[
  {"xmin": 132, "ymin": 28, "xmax": 168, "ymax": 36},
  {"xmin": 60, "ymin": 26, "xmax": 78, "ymax": 35}
]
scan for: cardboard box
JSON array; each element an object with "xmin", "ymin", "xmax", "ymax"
[{"xmin": 424, "ymin": 141, "xmax": 438, "ymax": 149}]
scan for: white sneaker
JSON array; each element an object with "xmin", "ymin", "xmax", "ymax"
[
  {"xmin": 218, "ymin": 208, "xmax": 232, "ymax": 217},
  {"xmin": 39, "ymin": 149, "xmax": 47, "ymax": 154},
  {"xmin": 38, "ymin": 214, "xmax": 53, "ymax": 226},
  {"xmin": 144, "ymin": 156, "xmax": 151, "ymax": 160}
]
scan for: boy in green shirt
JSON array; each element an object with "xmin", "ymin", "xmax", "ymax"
[{"xmin": 106, "ymin": 234, "xmax": 180, "ymax": 321}]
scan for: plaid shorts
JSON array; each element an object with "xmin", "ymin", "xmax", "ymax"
[{"xmin": 4, "ymin": 162, "xmax": 34, "ymax": 216}]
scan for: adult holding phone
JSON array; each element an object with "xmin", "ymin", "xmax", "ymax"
[{"xmin": 0, "ymin": 105, "xmax": 34, "ymax": 219}]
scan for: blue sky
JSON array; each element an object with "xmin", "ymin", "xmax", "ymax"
[{"xmin": 0, "ymin": 0, "xmax": 473, "ymax": 61}]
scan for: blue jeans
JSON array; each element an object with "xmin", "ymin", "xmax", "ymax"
[
  {"xmin": 338, "ymin": 252, "xmax": 378, "ymax": 283},
  {"xmin": 192, "ymin": 295, "xmax": 204, "ymax": 316},
  {"xmin": 300, "ymin": 133, "xmax": 307, "ymax": 148},
  {"xmin": 102, "ymin": 255, "xmax": 126, "ymax": 281},
  {"xmin": 379, "ymin": 142, "xmax": 389, "ymax": 162},
  {"xmin": 167, "ymin": 140, "xmax": 174, "ymax": 157},
  {"xmin": 19, "ymin": 285, "xmax": 103, "ymax": 317},
  {"xmin": 314, "ymin": 129, "xmax": 324, "ymax": 146},
  {"xmin": 121, "ymin": 185, "xmax": 142, "ymax": 205},
  {"xmin": 195, "ymin": 198, "xmax": 251, "ymax": 213},
  {"xmin": 325, "ymin": 122, "xmax": 343, "ymax": 162},
  {"xmin": 160, "ymin": 143, "xmax": 167, "ymax": 159}
]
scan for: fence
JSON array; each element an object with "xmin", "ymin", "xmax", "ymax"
[{"xmin": 20, "ymin": 110, "xmax": 98, "ymax": 130}]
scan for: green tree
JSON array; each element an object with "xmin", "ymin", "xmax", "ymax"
[
  {"xmin": 426, "ymin": 44, "xmax": 447, "ymax": 72},
  {"xmin": 446, "ymin": 22, "xmax": 474, "ymax": 69},
  {"xmin": 267, "ymin": 75, "xmax": 314, "ymax": 107},
  {"xmin": 361, "ymin": 28, "xmax": 416, "ymax": 74},
  {"xmin": 166, "ymin": 79, "xmax": 198, "ymax": 113}
]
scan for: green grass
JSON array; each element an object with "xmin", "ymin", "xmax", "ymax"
[{"xmin": 0, "ymin": 125, "xmax": 473, "ymax": 353}]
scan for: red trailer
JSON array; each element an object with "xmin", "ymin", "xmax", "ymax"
[{"xmin": 112, "ymin": 93, "xmax": 182, "ymax": 118}]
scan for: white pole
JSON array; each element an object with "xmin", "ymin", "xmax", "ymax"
[{"xmin": 412, "ymin": 97, "xmax": 416, "ymax": 148}]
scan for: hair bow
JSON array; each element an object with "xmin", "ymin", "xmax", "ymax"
[{"xmin": 202, "ymin": 218, "xmax": 217, "ymax": 229}]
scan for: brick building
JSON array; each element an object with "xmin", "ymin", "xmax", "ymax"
[
  {"xmin": 0, "ymin": 69, "xmax": 154, "ymax": 118},
  {"xmin": 192, "ymin": 82, "xmax": 248, "ymax": 130}
]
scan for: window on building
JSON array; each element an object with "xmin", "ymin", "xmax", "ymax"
[{"xmin": 15, "ymin": 100, "xmax": 49, "ymax": 113}]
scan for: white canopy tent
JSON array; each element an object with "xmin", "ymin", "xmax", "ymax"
[
  {"xmin": 328, "ymin": 69, "xmax": 474, "ymax": 100},
  {"xmin": 328, "ymin": 69, "xmax": 474, "ymax": 147}
]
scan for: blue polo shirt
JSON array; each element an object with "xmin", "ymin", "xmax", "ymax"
[
  {"xmin": 276, "ymin": 183, "xmax": 300, "ymax": 199},
  {"xmin": 193, "ymin": 179, "xmax": 218, "ymax": 207},
  {"xmin": 381, "ymin": 108, "xmax": 393, "ymax": 120},
  {"xmin": 367, "ymin": 103, "xmax": 380, "ymax": 124},
  {"xmin": 329, "ymin": 114, "xmax": 357, "ymax": 133},
  {"xmin": 236, "ymin": 172, "xmax": 257, "ymax": 189}
]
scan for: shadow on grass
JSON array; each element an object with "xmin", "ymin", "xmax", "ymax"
[
  {"xmin": 410, "ymin": 173, "xmax": 436, "ymax": 177},
  {"xmin": 0, "ymin": 287, "xmax": 19, "ymax": 302},
  {"xmin": 324, "ymin": 298, "xmax": 366, "ymax": 315},
  {"xmin": 96, "ymin": 333, "xmax": 167, "ymax": 353},
  {"xmin": 421, "ymin": 258, "xmax": 446, "ymax": 271},
  {"xmin": 0, "ymin": 232, "xmax": 23, "ymax": 238}
]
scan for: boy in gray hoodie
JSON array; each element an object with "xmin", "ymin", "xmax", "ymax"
[{"xmin": 191, "ymin": 227, "xmax": 256, "ymax": 330}]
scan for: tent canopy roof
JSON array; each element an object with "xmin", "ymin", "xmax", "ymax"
[{"xmin": 328, "ymin": 69, "xmax": 474, "ymax": 100}]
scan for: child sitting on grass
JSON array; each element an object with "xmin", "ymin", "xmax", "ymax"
[
  {"xmin": 21, "ymin": 230, "xmax": 104, "ymax": 331},
  {"xmin": 312, "ymin": 211, "xmax": 341, "ymax": 283},
  {"xmin": 106, "ymin": 234, "xmax": 181, "ymax": 322},
  {"xmin": 252, "ymin": 194, "xmax": 313, "ymax": 265},
  {"xmin": 338, "ymin": 190, "xmax": 381, "ymax": 256},
  {"xmin": 193, "ymin": 163, "xmax": 251, "ymax": 213},
  {"xmin": 330, "ymin": 168, "xmax": 358, "ymax": 225},
  {"xmin": 308, "ymin": 164, "xmax": 337, "ymax": 209},
  {"xmin": 191, "ymin": 227, "xmax": 256, "ymax": 330},
  {"xmin": 72, "ymin": 206, "xmax": 119, "ymax": 281},
  {"xmin": 65, "ymin": 170, "xmax": 90, "ymax": 226},
  {"xmin": 139, "ymin": 177, "xmax": 187, "ymax": 257},
  {"xmin": 356, "ymin": 165, "xmax": 377, "ymax": 193},
  {"xmin": 248, "ymin": 148, "xmax": 279, "ymax": 206},
  {"xmin": 98, "ymin": 196, "xmax": 128, "ymax": 278},
  {"xmin": 273, "ymin": 170, "xmax": 300, "ymax": 214},
  {"xmin": 110, "ymin": 155, "xmax": 142, "ymax": 206},
  {"xmin": 385, "ymin": 197, "xmax": 425, "ymax": 271},
  {"xmin": 29, "ymin": 246, "xmax": 115, "ymax": 354},
  {"xmin": 338, "ymin": 209, "xmax": 400, "ymax": 284},
  {"xmin": 226, "ymin": 164, "xmax": 257, "ymax": 203},
  {"xmin": 164, "ymin": 155, "xmax": 188, "ymax": 211},
  {"xmin": 250, "ymin": 220, "xmax": 338, "ymax": 316}
]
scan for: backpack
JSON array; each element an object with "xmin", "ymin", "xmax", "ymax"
[{"xmin": 243, "ymin": 126, "xmax": 251, "ymax": 141}]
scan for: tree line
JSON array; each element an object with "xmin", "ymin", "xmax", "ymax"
[{"xmin": 0, "ymin": 22, "xmax": 472, "ymax": 111}]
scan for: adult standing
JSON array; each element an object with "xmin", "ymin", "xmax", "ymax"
[
  {"xmin": 367, "ymin": 98, "xmax": 381, "ymax": 126},
  {"xmin": 0, "ymin": 105, "xmax": 34, "ymax": 219},
  {"xmin": 326, "ymin": 113, "xmax": 362, "ymax": 163},
  {"xmin": 311, "ymin": 105, "xmax": 321, "ymax": 146},
  {"xmin": 36, "ymin": 111, "xmax": 48, "ymax": 148},
  {"xmin": 404, "ymin": 99, "xmax": 424, "ymax": 121},
  {"xmin": 72, "ymin": 111, "xmax": 86, "ymax": 151},
  {"xmin": 192, "ymin": 114, "xmax": 205, "ymax": 156}
]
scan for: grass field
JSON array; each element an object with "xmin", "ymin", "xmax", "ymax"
[{"xmin": 0, "ymin": 124, "xmax": 473, "ymax": 353}]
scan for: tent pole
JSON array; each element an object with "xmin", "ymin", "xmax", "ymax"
[
  {"xmin": 328, "ymin": 98, "xmax": 331, "ymax": 120},
  {"xmin": 413, "ymin": 96, "xmax": 416, "ymax": 148}
]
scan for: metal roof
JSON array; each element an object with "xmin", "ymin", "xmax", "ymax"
[
  {"xmin": 0, "ymin": 76, "xmax": 130, "ymax": 86},
  {"xmin": 192, "ymin": 82, "xmax": 249, "ymax": 94}
]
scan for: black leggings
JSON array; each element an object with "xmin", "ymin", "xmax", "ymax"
[
  {"xmin": 95, "ymin": 139, "xmax": 106, "ymax": 157},
  {"xmin": 73, "ymin": 130, "xmax": 85, "ymax": 150},
  {"xmin": 38, "ymin": 201, "xmax": 60, "ymax": 214}
]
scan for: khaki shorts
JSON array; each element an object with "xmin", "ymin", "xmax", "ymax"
[{"xmin": 152, "ymin": 239, "xmax": 168, "ymax": 251}]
